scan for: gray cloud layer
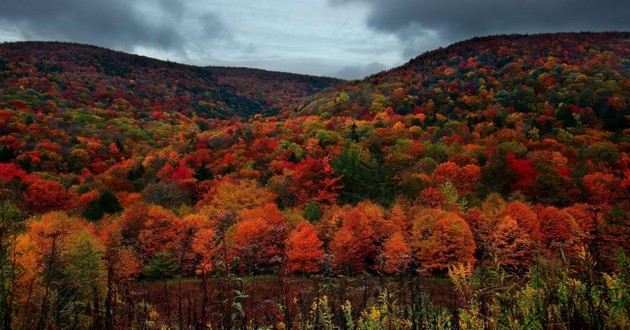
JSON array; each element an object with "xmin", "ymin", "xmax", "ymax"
[
  {"xmin": 0, "ymin": 0, "xmax": 226, "ymax": 52},
  {"xmin": 334, "ymin": 62, "xmax": 387, "ymax": 80},
  {"xmin": 332, "ymin": 0, "xmax": 630, "ymax": 57},
  {"xmin": 0, "ymin": 0, "xmax": 628, "ymax": 78}
]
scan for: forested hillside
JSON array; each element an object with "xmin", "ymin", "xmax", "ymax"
[
  {"xmin": 1, "ymin": 33, "xmax": 629, "ymax": 329},
  {"xmin": 0, "ymin": 41, "xmax": 340, "ymax": 119}
]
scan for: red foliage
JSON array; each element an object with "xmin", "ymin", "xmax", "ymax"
[
  {"xmin": 0, "ymin": 162, "xmax": 30, "ymax": 182},
  {"xmin": 22, "ymin": 179, "xmax": 69, "ymax": 212},
  {"xmin": 506, "ymin": 153, "xmax": 538, "ymax": 191},
  {"xmin": 286, "ymin": 156, "xmax": 341, "ymax": 205},
  {"xmin": 621, "ymin": 169, "xmax": 630, "ymax": 189},
  {"xmin": 502, "ymin": 201, "xmax": 541, "ymax": 242},
  {"xmin": 433, "ymin": 161, "xmax": 480, "ymax": 195},
  {"xmin": 582, "ymin": 172, "xmax": 618, "ymax": 205},
  {"xmin": 419, "ymin": 187, "xmax": 445, "ymax": 208},
  {"xmin": 168, "ymin": 162, "xmax": 195, "ymax": 183}
]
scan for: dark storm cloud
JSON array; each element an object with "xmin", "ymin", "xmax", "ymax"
[
  {"xmin": 332, "ymin": 0, "xmax": 630, "ymax": 57},
  {"xmin": 0, "ymin": 0, "xmax": 225, "ymax": 52}
]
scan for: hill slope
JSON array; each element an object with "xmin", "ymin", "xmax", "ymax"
[
  {"xmin": 299, "ymin": 32, "xmax": 629, "ymax": 130},
  {"xmin": 0, "ymin": 42, "xmax": 340, "ymax": 119},
  {"xmin": 0, "ymin": 32, "xmax": 629, "ymax": 285}
]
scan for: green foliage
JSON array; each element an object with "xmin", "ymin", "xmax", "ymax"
[
  {"xmin": 142, "ymin": 252, "xmax": 179, "ymax": 281},
  {"xmin": 280, "ymin": 140, "xmax": 306, "ymax": 161},
  {"xmin": 481, "ymin": 150, "xmax": 514, "ymax": 196},
  {"xmin": 83, "ymin": 190, "xmax": 123, "ymax": 221},
  {"xmin": 64, "ymin": 232, "xmax": 105, "ymax": 297},
  {"xmin": 332, "ymin": 146, "xmax": 395, "ymax": 206},
  {"xmin": 424, "ymin": 143, "xmax": 448, "ymax": 163},
  {"xmin": 531, "ymin": 172, "xmax": 571, "ymax": 206},
  {"xmin": 440, "ymin": 180, "xmax": 467, "ymax": 212},
  {"xmin": 194, "ymin": 164, "xmax": 213, "ymax": 181},
  {"xmin": 305, "ymin": 295, "xmax": 335, "ymax": 330},
  {"xmin": 497, "ymin": 141, "xmax": 527, "ymax": 157},
  {"xmin": 142, "ymin": 182, "xmax": 193, "ymax": 209},
  {"xmin": 303, "ymin": 202, "xmax": 322, "ymax": 222},
  {"xmin": 100, "ymin": 190, "xmax": 122, "ymax": 212},
  {"xmin": 0, "ymin": 145, "xmax": 14, "ymax": 162},
  {"xmin": 584, "ymin": 141, "xmax": 620, "ymax": 165},
  {"xmin": 0, "ymin": 202, "xmax": 26, "ymax": 328}
]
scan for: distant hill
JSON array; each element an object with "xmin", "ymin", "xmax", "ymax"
[
  {"xmin": 299, "ymin": 32, "xmax": 629, "ymax": 131},
  {"xmin": 0, "ymin": 41, "xmax": 341, "ymax": 119}
]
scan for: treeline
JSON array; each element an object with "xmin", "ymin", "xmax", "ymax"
[
  {"xmin": 0, "ymin": 183, "xmax": 629, "ymax": 328},
  {"xmin": 2, "ymin": 200, "xmax": 629, "ymax": 329}
]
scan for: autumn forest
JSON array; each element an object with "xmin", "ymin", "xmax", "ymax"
[{"xmin": 1, "ymin": 32, "xmax": 630, "ymax": 329}]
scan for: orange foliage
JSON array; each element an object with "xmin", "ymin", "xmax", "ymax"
[
  {"xmin": 487, "ymin": 216, "xmax": 533, "ymax": 269},
  {"xmin": 229, "ymin": 204, "xmax": 289, "ymax": 272},
  {"xmin": 100, "ymin": 220, "xmax": 142, "ymax": 282},
  {"xmin": 286, "ymin": 156, "xmax": 341, "ymax": 205},
  {"xmin": 564, "ymin": 203, "xmax": 597, "ymax": 242},
  {"xmin": 184, "ymin": 214, "xmax": 217, "ymax": 275},
  {"xmin": 196, "ymin": 178, "xmax": 276, "ymax": 216},
  {"xmin": 537, "ymin": 206, "xmax": 582, "ymax": 256},
  {"xmin": 329, "ymin": 203, "xmax": 383, "ymax": 273},
  {"xmin": 433, "ymin": 161, "xmax": 481, "ymax": 195},
  {"xmin": 380, "ymin": 232, "xmax": 411, "ymax": 275},
  {"xmin": 502, "ymin": 201, "xmax": 541, "ymax": 242},
  {"xmin": 416, "ymin": 212, "xmax": 476, "ymax": 275},
  {"xmin": 137, "ymin": 205, "xmax": 182, "ymax": 260},
  {"xmin": 285, "ymin": 221, "xmax": 324, "ymax": 274}
]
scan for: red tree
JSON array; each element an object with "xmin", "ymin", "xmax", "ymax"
[
  {"xmin": 287, "ymin": 156, "xmax": 341, "ymax": 205},
  {"xmin": 23, "ymin": 179, "xmax": 69, "ymax": 212},
  {"xmin": 506, "ymin": 153, "xmax": 538, "ymax": 191}
]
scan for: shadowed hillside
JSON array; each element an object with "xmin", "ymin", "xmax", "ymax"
[
  {"xmin": 299, "ymin": 32, "xmax": 629, "ymax": 130},
  {"xmin": 0, "ymin": 41, "xmax": 340, "ymax": 119}
]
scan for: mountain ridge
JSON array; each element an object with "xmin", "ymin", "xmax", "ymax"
[
  {"xmin": 297, "ymin": 31, "xmax": 629, "ymax": 131},
  {"xmin": 0, "ymin": 41, "xmax": 341, "ymax": 119}
]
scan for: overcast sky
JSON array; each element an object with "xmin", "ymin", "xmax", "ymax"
[{"xmin": 0, "ymin": 0, "xmax": 628, "ymax": 79}]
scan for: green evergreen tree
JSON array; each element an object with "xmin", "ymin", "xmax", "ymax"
[
  {"xmin": 303, "ymin": 202, "xmax": 322, "ymax": 222},
  {"xmin": 143, "ymin": 252, "xmax": 179, "ymax": 280}
]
